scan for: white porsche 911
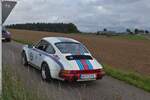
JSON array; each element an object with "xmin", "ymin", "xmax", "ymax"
[{"xmin": 21, "ymin": 37, "xmax": 105, "ymax": 82}]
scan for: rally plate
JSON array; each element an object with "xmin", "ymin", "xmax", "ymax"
[{"xmin": 80, "ymin": 74, "xmax": 96, "ymax": 79}]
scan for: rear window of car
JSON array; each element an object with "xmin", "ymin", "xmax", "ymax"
[{"xmin": 55, "ymin": 42, "xmax": 89, "ymax": 54}]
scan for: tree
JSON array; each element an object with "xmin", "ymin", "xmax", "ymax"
[
  {"xmin": 6, "ymin": 23, "xmax": 80, "ymax": 33},
  {"xmin": 126, "ymin": 28, "xmax": 134, "ymax": 35},
  {"xmin": 103, "ymin": 28, "xmax": 107, "ymax": 32},
  {"xmin": 96, "ymin": 31, "xmax": 100, "ymax": 35},
  {"xmin": 126, "ymin": 28, "xmax": 131, "ymax": 33},
  {"xmin": 134, "ymin": 28, "xmax": 139, "ymax": 34},
  {"xmin": 145, "ymin": 30, "xmax": 149, "ymax": 34}
]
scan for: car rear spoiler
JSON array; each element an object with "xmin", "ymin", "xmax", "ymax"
[{"xmin": 66, "ymin": 55, "xmax": 93, "ymax": 60}]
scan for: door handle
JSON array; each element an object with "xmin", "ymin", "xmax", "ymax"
[{"xmin": 39, "ymin": 53, "xmax": 42, "ymax": 56}]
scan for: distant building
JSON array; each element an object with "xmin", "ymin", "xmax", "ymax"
[
  {"xmin": 96, "ymin": 31, "xmax": 118, "ymax": 36},
  {"xmin": 135, "ymin": 30, "xmax": 150, "ymax": 35}
]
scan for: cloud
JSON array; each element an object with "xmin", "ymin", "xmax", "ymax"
[{"xmin": 4, "ymin": 0, "xmax": 150, "ymax": 32}]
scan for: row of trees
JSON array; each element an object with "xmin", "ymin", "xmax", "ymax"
[
  {"xmin": 97, "ymin": 28, "xmax": 149, "ymax": 35},
  {"xmin": 126, "ymin": 28, "xmax": 149, "ymax": 34},
  {"xmin": 6, "ymin": 23, "xmax": 80, "ymax": 33}
]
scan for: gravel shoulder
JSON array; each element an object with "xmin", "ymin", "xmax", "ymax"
[{"xmin": 2, "ymin": 41, "xmax": 150, "ymax": 100}]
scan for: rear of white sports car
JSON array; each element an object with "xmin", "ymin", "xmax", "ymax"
[
  {"xmin": 55, "ymin": 42, "xmax": 105, "ymax": 82},
  {"xmin": 59, "ymin": 56, "xmax": 105, "ymax": 81}
]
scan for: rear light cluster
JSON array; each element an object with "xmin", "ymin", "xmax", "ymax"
[
  {"xmin": 59, "ymin": 69, "xmax": 105, "ymax": 81},
  {"xmin": 60, "ymin": 69, "xmax": 104, "ymax": 74}
]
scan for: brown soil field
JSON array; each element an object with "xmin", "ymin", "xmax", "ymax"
[{"xmin": 9, "ymin": 29, "xmax": 150, "ymax": 76}]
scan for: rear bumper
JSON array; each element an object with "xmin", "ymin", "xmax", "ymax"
[
  {"xmin": 2, "ymin": 34, "xmax": 11, "ymax": 39},
  {"xmin": 59, "ymin": 69, "xmax": 105, "ymax": 82},
  {"xmin": 2, "ymin": 37, "xmax": 11, "ymax": 42}
]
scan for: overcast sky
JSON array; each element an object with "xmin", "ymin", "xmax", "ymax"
[{"xmin": 5, "ymin": 0, "xmax": 150, "ymax": 32}]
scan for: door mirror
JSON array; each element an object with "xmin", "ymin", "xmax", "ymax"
[{"xmin": 28, "ymin": 44, "xmax": 34, "ymax": 48}]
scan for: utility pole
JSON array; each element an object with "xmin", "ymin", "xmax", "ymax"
[
  {"xmin": 0, "ymin": 0, "xmax": 17, "ymax": 96},
  {"xmin": 0, "ymin": 0, "xmax": 2, "ymax": 96}
]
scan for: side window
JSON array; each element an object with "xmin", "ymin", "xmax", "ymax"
[
  {"xmin": 35, "ymin": 40, "xmax": 43, "ymax": 48},
  {"xmin": 35, "ymin": 40, "xmax": 48, "ymax": 51},
  {"xmin": 45, "ymin": 44, "xmax": 55, "ymax": 54}
]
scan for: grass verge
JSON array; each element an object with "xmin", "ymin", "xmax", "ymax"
[
  {"xmin": 13, "ymin": 39, "xmax": 150, "ymax": 92},
  {"xmin": 104, "ymin": 64, "xmax": 150, "ymax": 92},
  {"xmin": 2, "ymin": 65, "xmax": 45, "ymax": 100},
  {"xmin": 112, "ymin": 35, "xmax": 148, "ymax": 40},
  {"xmin": 13, "ymin": 38, "xmax": 33, "ymax": 45}
]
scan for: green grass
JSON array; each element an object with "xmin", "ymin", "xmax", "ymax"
[
  {"xmin": 12, "ymin": 38, "xmax": 33, "ymax": 45},
  {"xmin": 2, "ymin": 66, "xmax": 45, "ymax": 100},
  {"xmin": 112, "ymin": 35, "xmax": 147, "ymax": 40},
  {"xmin": 12, "ymin": 39, "xmax": 150, "ymax": 92},
  {"xmin": 103, "ymin": 64, "xmax": 150, "ymax": 92}
]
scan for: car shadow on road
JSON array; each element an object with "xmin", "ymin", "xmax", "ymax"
[
  {"xmin": 25, "ymin": 64, "xmax": 103, "ymax": 89},
  {"xmin": 2, "ymin": 40, "xmax": 10, "ymax": 43}
]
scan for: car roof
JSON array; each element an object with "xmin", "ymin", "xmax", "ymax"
[{"xmin": 43, "ymin": 37, "xmax": 80, "ymax": 44}]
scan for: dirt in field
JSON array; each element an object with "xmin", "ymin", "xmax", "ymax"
[{"xmin": 10, "ymin": 29, "xmax": 150, "ymax": 76}]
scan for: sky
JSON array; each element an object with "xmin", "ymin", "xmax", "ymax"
[{"xmin": 4, "ymin": 0, "xmax": 150, "ymax": 32}]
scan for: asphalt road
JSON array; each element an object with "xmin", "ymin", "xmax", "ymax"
[{"xmin": 2, "ymin": 41, "xmax": 150, "ymax": 100}]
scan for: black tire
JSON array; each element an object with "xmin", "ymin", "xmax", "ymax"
[
  {"xmin": 22, "ymin": 51, "xmax": 28, "ymax": 66},
  {"xmin": 41, "ymin": 63, "xmax": 51, "ymax": 82},
  {"xmin": 6, "ymin": 38, "xmax": 11, "ymax": 42}
]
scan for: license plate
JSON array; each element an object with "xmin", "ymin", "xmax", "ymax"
[
  {"xmin": 2, "ymin": 38, "xmax": 5, "ymax": 40},
  {"xmin": 80, "ymin": 74, "xmax": 96, "ymax": 79}
]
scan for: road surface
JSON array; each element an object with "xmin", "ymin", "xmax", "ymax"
[{"xmin": 2, "ymin": 41, "xmax": 150, "ymax": 100}]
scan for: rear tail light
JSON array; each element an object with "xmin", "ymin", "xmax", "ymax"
[
  {"xmin": 59, "ymin": 69, "xmax": 105, "ymax": 81},
  {"xmin": 60, "ymin": 69, "xmax": 105, "ymax": 74},
  {"xmin": 60, "ymin": 70, "xmax": 78, "ymax": 75},
  {"xmin": 60, "ymin": 70, "xmax": 71, "ymax": 74}
]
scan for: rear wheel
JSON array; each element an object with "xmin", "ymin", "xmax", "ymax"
[
  {"xmin": 22, "ymin": 51, "xmax": 28, "ymax": 66},
  {"xmin": 6, "ymin": 38, "xmax": 11, "ymax": 42},
  {"xmin": 41, "ymin": 63, "xmax": 51, "ymax": 82}
]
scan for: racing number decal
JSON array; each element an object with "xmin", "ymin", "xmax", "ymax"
[{"xmin": 29, "ymin": 52, "xmax": 34, "ymax": 61}]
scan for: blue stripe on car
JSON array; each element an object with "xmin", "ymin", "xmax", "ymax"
[
  {"xmin": 76, "ymin": 51, "xmax": 93, "ymax": 70},
  {"xmin": 76, "ymin": 60, "xmax": 84, "ymax": 70},
  {"xmin": 86, "ymin": 60, "xmax": 93, "ymax": 70},
  {"xmin": 82, "ymin": 52, "xmax": 93, "ymax": 70},
  {"xmin": 32, "ymin": 48, "xmax": 64, "ymax": 69},
  {"xmin": 71, "ymin": 52, "xmax": 84, "ymax": 70}
]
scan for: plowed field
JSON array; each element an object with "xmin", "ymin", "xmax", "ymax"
[{"xmin": 9, "ymin": 29, "xmax": 150, "ymax": 76}]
